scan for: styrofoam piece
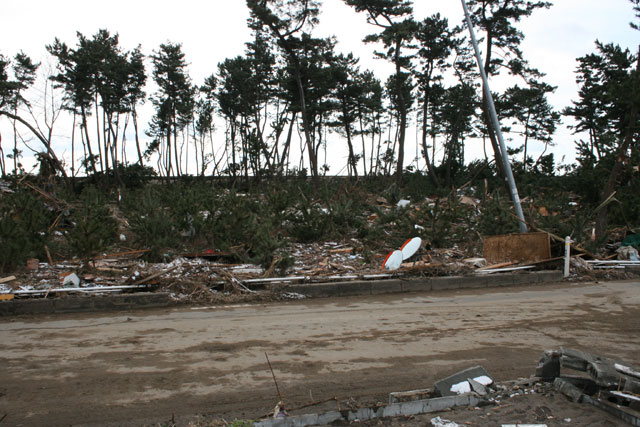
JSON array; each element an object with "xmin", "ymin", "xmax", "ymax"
[
  {"xmin": 400, "ymin": 237, "xmax": 422, "ymax": 260},
  {"xmin": 62, "ymin": 273, "xmax": 80, "ymax": 287},
  {"xmin": 382, "ymin": 250, "xmax": 403, "ymax": 270}
]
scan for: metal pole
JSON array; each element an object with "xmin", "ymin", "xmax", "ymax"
[{"xmin": 460, "ymin": 0, "xmax": 528, "ymax": 233}]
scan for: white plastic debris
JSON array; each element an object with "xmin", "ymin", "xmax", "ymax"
[
  {"xmin": 464, "ymin": 257, "xmax": 487, "ymax": 268},
  {"xmin": 431, "ymin": 416, "xmax": 460, "ymax": 427},
  {"xmin": 62, "ymin": 273, "xmax": 80, "ymax": 287},
  {"xmin": 450, "ymin": 375, "xmax": 493, "ymax": 394},
  {"xmin": 450, "ymin": 380, "xmax": 471, "ymax": 394},
  {"xmin": 383, "ymin": 250, "xmax": 403, "ymax": 270},
  {"xmin": 397, "ymin": 199, "xmax": 411, "ymax": 208},
  {"xmin": 119, "ymin": 233, "xmax": 127, "ymax": 242}
]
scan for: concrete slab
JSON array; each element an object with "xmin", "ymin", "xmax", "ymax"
[
  {"xmin": 434, "ymin": 366, "xmax": 491, "ymax": 397},
  {"xmin": 255, "ymin": 393, "xmax": 481, "ymax": 427}
]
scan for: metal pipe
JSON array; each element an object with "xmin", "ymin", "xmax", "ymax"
[{"xmin": 460, "ymin": 0, "xmax": 528, "ymax": 233}]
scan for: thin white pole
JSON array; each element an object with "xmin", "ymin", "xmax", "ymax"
[{"xmin": 564, "ymin": 236, "xmax": 572, "ymax": 278}]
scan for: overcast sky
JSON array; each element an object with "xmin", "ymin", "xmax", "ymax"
[{"xmin": 1, "ymin": 0, "xmax": 638, "ymax": 173}]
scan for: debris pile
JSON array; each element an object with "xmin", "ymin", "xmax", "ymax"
[
  {"xmin": 253, "ymin": 350, "xmax": 640, "ymax": 427},
  {"xmin": 537, "ymin": 348, "xmax": 640, "ymax": 425}
]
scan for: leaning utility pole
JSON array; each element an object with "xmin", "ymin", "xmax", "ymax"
[{"xmin": 461, "ymin": 0, "xmax": 527, "ymax": 233}]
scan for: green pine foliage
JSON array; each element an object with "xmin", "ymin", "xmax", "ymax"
[
  {"xmin": 0, "ymin": 188, "xmax": 54, "ymax": 271},
  {"xmin": 67, "ymin": 186, "xmax": 118, "ymax": 260}
]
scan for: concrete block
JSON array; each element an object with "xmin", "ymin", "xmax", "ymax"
[
  {"xmin": 434, "ymin": 366, "xmax": 491, "ymax": 397},
  {"xmin": 553, "ymin": 377, "xmax": 584, "ymax": 402},
  {"xmin": 536, "ymin": 350, "xmax": 561, "ymax": 381},
  {"xmin": 462, "ymin": 276, "xmax": 489, "ymax": 289},
  {"xmin": 316, "ymin": 411, "xmax": 342, "ymax": 425},
  {"xmin": 487, "ymin": 274, "xmax": 515, "ymax": 287},
  {"xmin": 431, "ymin": 276, "xmax": 464, "ymax": 291},
  {"xmin": 255, "ymin": 393, "xmax": 481, "ymax": 427},
  {"xmin": 401, "ymin": 279, "xmax": 433, "ymax": 293},
  {"xmin": 389, "ymin": 388, "xmax": 431, "ymax": 404},
  {"xmin": 468, "ymin": 378, "xmax": 488, "ymax": 395},
  {"xmin": 347, "ymin": 407, "xmax": 378, "ymax": 422},
  {"xmin": 536, "ymin": 271, "xmax": 563, "ymax": 282},
  {"xmin": 382, "ymin": 394, "xmax": 480, "ymax": 417},
  {"xmin": 511, "ymin": 274, "xmax": 535, "ymax": 285},
  {"xmin": 370, "ymin": 280, "xmax": 403, "ymax": 295}
]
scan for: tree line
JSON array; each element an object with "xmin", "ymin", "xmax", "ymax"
[{"xmin": 0, "ymin": 1, "xmax": 638, "ymax": 216}]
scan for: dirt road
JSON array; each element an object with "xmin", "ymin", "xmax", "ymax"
[{"xmin": 1, "ymin": 279, "xmax": 639, "ymax": 426}]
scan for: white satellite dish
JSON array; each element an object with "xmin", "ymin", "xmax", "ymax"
[
  {"xmin": 382, "ymin": 249, "xmax": 403, "ymax": 270},
  {"xmin": 400, "ymin": 237, "xmax": 422, "ymax": 260}
]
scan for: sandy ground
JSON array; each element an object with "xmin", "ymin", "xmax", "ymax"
[{"xmin": 1, "ymin": 279, "xmax": 639, "ymax": 426}]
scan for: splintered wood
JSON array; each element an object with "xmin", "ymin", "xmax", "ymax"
[{"xmin": 483, "ymin": 232, "xmax": 551, "ymax": 265}]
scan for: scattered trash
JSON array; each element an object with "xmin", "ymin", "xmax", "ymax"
[
  {"xmin": 430, "ymin": 416, "xmax": 461, "ymax": 427},
  {"xmin": 463, "ymin": 257, "xmax": 487, "ymax": 268},
  {"xmin": 272, "ymin": 402, "xmax": 288, "ymax": 419},
  {"xmin": 501, "ymin": 425, "xmax": 547, "ymax": 427},
  {"xmin": 459, "ymin": 195, "xmax": 479, "ymax": 207},
  {"xmin": 537, "ymin": 348, "xmax": 640, "ymax": 426},
  {"xmin": 26, "ymin": 258, "xmax": 39, "ymax": 271},
  {"xmin": 62, "ymin": 273, "xmax": 80, "ymax": 287},
  {"xmin": 449, "ymin": 375, "xmax": 493, "ymax": 395},
  {"xmin": 434, "ymin": 366, "xmax": 493, "ymax": 397},
  {"xmin": 280, "ymin": 292, "xmax": 305, "ymax": 300},
  {"xmin": 0, "ymin": 276, "xmax": 16, "ymax": 285},
  {"xmin": 397, "ymin": 199, "xmax": 411, "ymax": 208},
  {"xmin": 617, "ymin": 245, "xmax": 640, "ymax": 261}
]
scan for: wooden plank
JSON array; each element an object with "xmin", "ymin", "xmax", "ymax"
[
  {"xmin": 0, "ymin": 276, "xmax": 16, "ymax": 284},
  {"xmin": 483, "ymin": 232, "xmax": 551, "ymax": 265},
  {"xmin": 0, "ymin": 294, "xmax": 15, "ymax": 301}
]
